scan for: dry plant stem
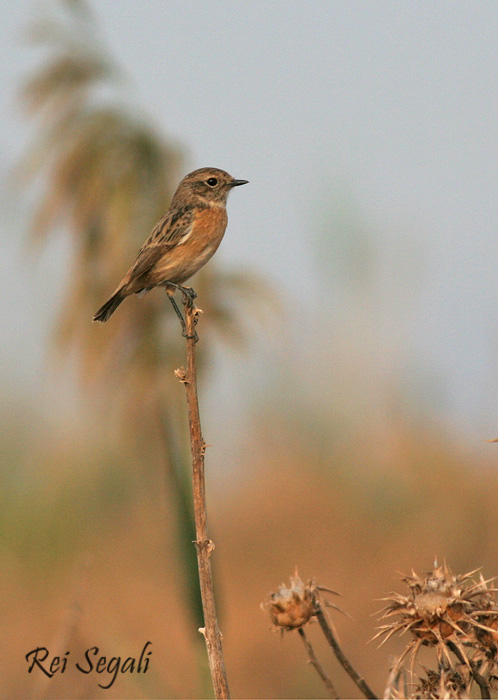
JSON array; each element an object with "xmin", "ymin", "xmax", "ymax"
[
  {"xmin": 447, "ymin": 640, "xmax": 490, "ymax": 699},
  {"xmin": 178, "ymin": 294, "xmax": 230, "ymax": 700},
  {"xmin": 298, "ymin": 628, "xmax": 339, "ymax": 699},
  {"xmin": 313, "ymin": 595, "xmax": 377, "ymax": 699}
]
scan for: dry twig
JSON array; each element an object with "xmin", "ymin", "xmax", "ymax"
[
  {"xmin": 176, "ymin": 294, "xmax": 230, "ymax": 699},
  {"xmin": 313, "ymin": 592, "xmax": 377, "ymax": 699},
  {"xmin": 298, "ymin": 627, "xmax": 339, "ymax": 698}
]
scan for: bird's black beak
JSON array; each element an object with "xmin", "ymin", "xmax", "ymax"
[{"xmin": 230, "ymin": 179, "xmax": 249, "ymax": 187}]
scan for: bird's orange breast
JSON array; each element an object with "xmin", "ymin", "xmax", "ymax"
[
  {"xmin": 190, "ymin": 205, "xmax": 228, "ymax": 244},
  {"xmin": 154, "ymin": 205, "xmax": 228, "ymax": 285}
]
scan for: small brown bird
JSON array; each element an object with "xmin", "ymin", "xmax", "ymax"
[{"xmin": 93, "ymin": 167, "xmax": 248, "ymax": 327}]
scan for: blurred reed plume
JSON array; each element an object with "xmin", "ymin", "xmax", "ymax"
[
  {"xmin": 17, "ymin": 0, "xmax": 273, "ymax": 690},
  {"xmin": 18, "ymin": 0, "xmax": 273, "ymax": 404}
]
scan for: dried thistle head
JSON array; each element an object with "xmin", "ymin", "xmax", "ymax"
[
  {"xmin": 412, "ymin": 667, "xmax": 466, "ymax": 699},
  {"xmin": 375, "ymin": 562, "xmax": 498, "ymax": 673},
  {"xmin": 262, "ymin": 573, "xmax": 316, "ymax": 630}
]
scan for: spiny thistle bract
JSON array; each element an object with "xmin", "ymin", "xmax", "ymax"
[{"xmin": 375, "ymin": 562, "xmax": 498, "ymax": 696}]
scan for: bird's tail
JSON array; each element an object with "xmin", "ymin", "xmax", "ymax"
[{"xmin": 93, "ymin": 289, "xmax": 125, "ymax": 323}]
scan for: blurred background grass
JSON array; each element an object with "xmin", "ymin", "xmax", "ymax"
[{"xmin": 2, "ymin": 1, "xmax": 498, "ymax": 698}]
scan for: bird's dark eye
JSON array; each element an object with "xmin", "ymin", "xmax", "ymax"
[{"xmin": 206, "ymin": 177, "xmax": 218, "ymax": 187}]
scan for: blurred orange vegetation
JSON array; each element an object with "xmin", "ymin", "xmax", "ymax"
[{"xmin": 2, "ymin": 398, "xmax": 497, "ymax": 698}]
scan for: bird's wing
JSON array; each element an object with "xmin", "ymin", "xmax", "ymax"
[
  {"xmin": 128, "ymin": 206, "xmax": 196, "ymax": 281},
  {"xmin": 128, "ymin": 244, "xmax": 171, "ymax": 281},
  {"xmin": 141, "ymin": 205, "xmax": 195, "ymax": 249}
]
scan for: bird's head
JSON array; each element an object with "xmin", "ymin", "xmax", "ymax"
[{"xmin": 172, "ymin": 167, "xmax": 248, "ymax": 207}]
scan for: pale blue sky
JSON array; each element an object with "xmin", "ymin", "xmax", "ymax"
[{"xmin": 2, "ymin": 1, "xmax": 498, "ymax": 443}]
